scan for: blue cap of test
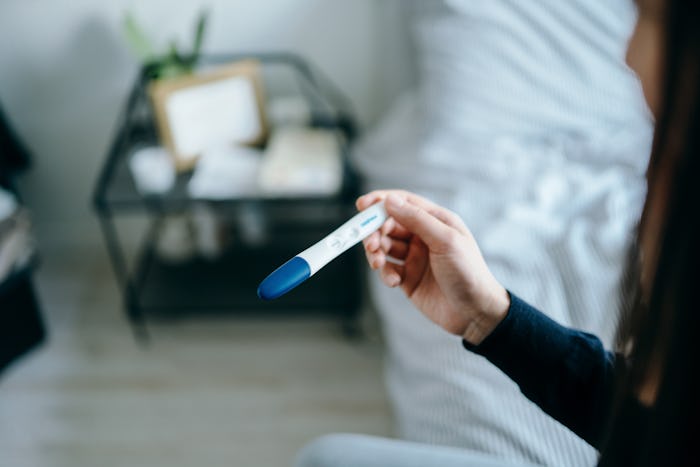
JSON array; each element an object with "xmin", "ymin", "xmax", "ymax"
[{"xmin": 257, "ymin": 256, "xmax": 312, "ymax": 301}]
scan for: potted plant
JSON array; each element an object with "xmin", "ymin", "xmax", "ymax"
[{"xmin": 123, "ymin": 10, "xmax": 208, "ymax": 80}]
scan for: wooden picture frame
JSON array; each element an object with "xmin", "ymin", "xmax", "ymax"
[{"xmin": 149, "ymin": 60, "xmax": 268, "ymax": 172}]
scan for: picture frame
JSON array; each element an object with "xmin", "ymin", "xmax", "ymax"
[{"xmin": 149, "ymin": 59, "xmax": 268, "ymax": 172}]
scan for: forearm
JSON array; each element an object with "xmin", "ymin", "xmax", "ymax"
[{"xmin": 463, "ymin": 292, "xmax": 618, "ymax": 449}]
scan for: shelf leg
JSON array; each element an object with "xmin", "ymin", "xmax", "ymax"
[{"xmin": 96, "ymin": 208, "xmax": 148, "ymax": 341}]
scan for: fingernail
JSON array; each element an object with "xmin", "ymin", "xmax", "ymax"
[
  {"xmin": 386, "ymin": 194, "xmax": 405, "ymax": 210},
  {"xmin": 388, "ymin": 274, "xmax": 401, "ymax": 287},
  {"xmin": 369, "ymin": 236, "xmax": 378, "ymax": 250}
]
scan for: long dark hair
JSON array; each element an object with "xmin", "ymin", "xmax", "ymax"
[{"xmin": 601, "ymin": 0, "xmax": 700, "ymax": 464}]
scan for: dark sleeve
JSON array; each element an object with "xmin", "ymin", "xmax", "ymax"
[{"xmin": 463, "ymin": 292, "xmax": 618, "ymax": 449}]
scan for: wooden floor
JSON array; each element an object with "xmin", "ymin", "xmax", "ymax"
[{"xmin": 0, "ymin": 243, "xmax": 392, "ymax": 467}]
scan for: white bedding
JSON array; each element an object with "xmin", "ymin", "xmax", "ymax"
[{"xmin": 352, "ymin": 1, "xmax": 653, "ymax": 465}]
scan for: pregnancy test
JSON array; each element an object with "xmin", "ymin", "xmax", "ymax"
[{"xmin": 257, "ymin": 201, "xmax": 388, "ymax": 300}]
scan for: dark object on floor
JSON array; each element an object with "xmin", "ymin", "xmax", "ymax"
[
  {"xmin": 0, "ymin": 274, "xmax": 45, "ymax": 374},
  {"xmin": 0, "ymin": 104, "xmax": 30, "ymax": 175},
  {"xmin": 0, "ymin": 102, "xmax": 45, "ymax": 376}
]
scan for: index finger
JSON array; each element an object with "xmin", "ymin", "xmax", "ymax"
[{"xmin": 357, "ymin": 190, "xmax": 469, "ymax": 235}]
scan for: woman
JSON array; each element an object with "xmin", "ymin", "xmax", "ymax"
[{"xmin": 296, "ymin": 0, "xmax": 698, "ymax": 465}]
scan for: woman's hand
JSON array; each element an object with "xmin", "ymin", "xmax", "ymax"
[{"xmin": 357, "ymin": 190, "xmax": 510, "ymax": 345}]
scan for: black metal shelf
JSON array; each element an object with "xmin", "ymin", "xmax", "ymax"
[{"xmin": 92, "ymin": 52, "xmax": 363, "ymax": 340}]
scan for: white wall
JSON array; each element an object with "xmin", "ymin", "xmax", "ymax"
[{"xmin": 0, "ymin": 0, "xmax": 413, "ymax": 245}]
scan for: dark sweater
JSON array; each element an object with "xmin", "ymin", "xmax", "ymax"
[{"xmin": 462, "ymin": 292, "xmax": 619, "ymax": 449}]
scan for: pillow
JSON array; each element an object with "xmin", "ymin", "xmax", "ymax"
[{"xmin": 411, "ymin": 0, "xmax": 650, "ymax": 142}]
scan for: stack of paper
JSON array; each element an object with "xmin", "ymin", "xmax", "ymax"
[
  {"xmin": 258, "ymin": 127, "xmax": 342, "ymax": 196},
  {"xmin": 188, "ymin": 145, "xmax": 263, "ymax": 199}
]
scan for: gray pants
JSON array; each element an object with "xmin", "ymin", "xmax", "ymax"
[{"xmin": 294, "ymin": 434, "xmax": 541, "ymax": 467}]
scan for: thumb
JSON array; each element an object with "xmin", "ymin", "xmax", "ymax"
[{"xmin": 385, "ymin": 194, "xmax": 454, "ymax": 252}]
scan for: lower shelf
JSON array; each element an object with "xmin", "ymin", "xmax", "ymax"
[{"xmin": 132, "ymin": 236, "xmax": 363, "ymax": 318}]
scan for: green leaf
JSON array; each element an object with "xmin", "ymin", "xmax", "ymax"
[
  {"xmin": 192, "ymin": 10, "xmax": 208, "ymax": 59},
  {"xmin": 167, "ymin": 40, "xmax": 184, "ymax": 65},
  {"xmin": 123, "ymin": 12, "xmax": 155, "ymax": 62},
  {"xmin": 157, "ymin": 62, "xmax": 188, "ymax": 79}
]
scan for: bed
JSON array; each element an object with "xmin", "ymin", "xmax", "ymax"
[{"xmin": 352, "ymin": 1, "xmax": 653, "ymax": 465}]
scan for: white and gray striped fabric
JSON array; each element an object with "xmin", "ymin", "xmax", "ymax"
[{"xmin": 352, "ymin": 1, "xmax": 652, "ymax": 466}]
